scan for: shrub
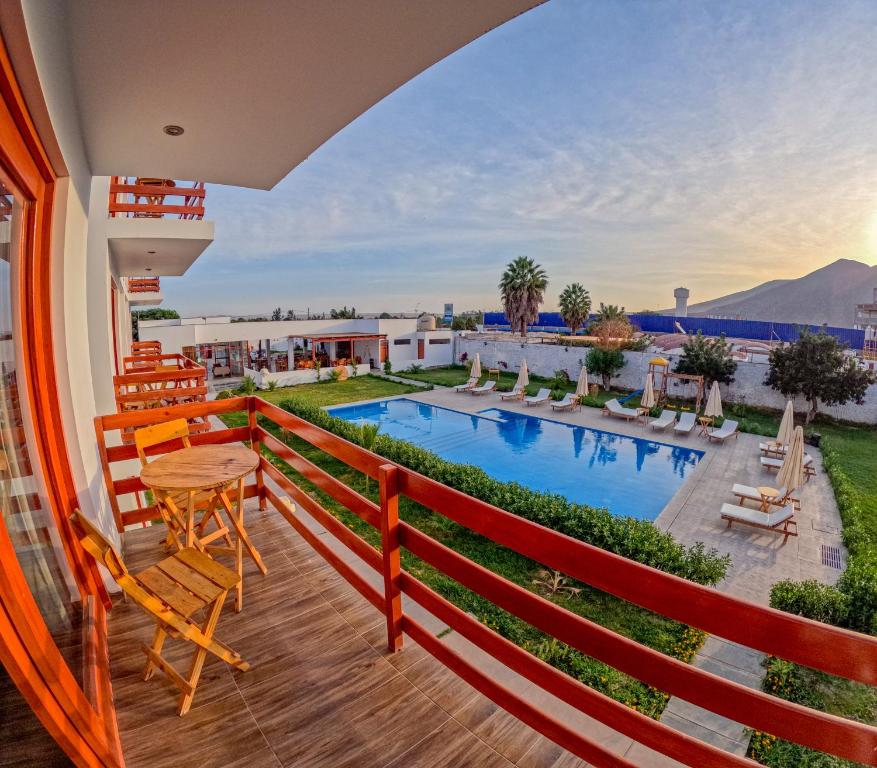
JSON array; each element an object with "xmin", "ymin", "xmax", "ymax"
[
  {"xmin": 236, "ymin": 375, "xmax": 257, "ymax": 395},
  {"xmin": 266, "ymin": 380, "xmax": 278, "ymax": 391},
  {"xmin": 674, "ymin": 331, "xmax": 737, "ymax": 387},
  {"xmin": 406, "ymin": 363, "xmax": 424, "ymax": 374},
  {"xmin": 278, "ymin": 398, "xmax": 730, "ymax": 586},
  {"xmin": 769, "ymin": 579, "xmax": 848, "ymax": 626},
  {"xmin": 214, "ymin": 389, "xmax": 233, "ymax": 400},
  {"xmin": 383, "ymin": 359, "xmax": 392, "ymax": 375},
  {"xmin": 585, "ymin": 347, "xmax": 626, "ymax": 389},
  {"xmin": 327, "ymin": 368, "xmax": 342, "ymax": 383}
]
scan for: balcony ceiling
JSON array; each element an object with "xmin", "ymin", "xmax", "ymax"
[
  {"xmin": 63, "ymin": 1, "xmax": 543, "ymax": 190},
  {"xmin": 108, "ymin": 218, "xmax": 215, "ymax": 276}
]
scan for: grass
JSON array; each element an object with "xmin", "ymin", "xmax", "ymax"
[
  {"xmin": 220, "ymin": 376, "xmax": 704, "ymax": 719},
  {"xmin": 253, "ymin": 374, "xmax": 422, "ymax": 407}
]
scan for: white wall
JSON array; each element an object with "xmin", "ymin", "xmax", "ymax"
[{"xmin": 457, "ymin": 337, "xmax": 877, "ymax": 424}]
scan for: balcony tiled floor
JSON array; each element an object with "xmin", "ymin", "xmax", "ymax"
[{"xmin": 110, "ymin": 507, "xmax": 588, "ymax": 768}]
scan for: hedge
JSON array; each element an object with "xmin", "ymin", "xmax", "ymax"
[
  {"xmin": 770, "ymin": 436, "xmax": 877, "ymax": 635},
  {"xmin": 278, "ymin": 398, "xmax": 730, "ymax": 586}
]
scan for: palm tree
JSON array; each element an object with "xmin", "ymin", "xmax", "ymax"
[
  {"xmin": 499, "ymin": 256, "xmax": 548, "ymax": 337},
  {"xmin": 595, "ymin": 303, "xmax": 626, "ymax": 322},
  {"xmin": 558, "ymin": 283, "xmax": 591, "ymax": 335}
]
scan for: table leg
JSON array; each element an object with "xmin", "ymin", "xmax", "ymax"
[
  {"xmin": 216, "ymin": 479, "xmax": 268, "ymax": 612},
  {"xmin": 235, "ymin": 478, "xmax": 244, "ymax": 611},
  {"xmin": 186, "ymin": 490, "xmax": 195, "ymax": 548}
]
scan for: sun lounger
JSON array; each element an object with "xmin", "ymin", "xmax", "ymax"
[
  {"xmin": 550, "ymin": 392, "xmax": 580, "ymax": 412},
  {"xmin": 707, "ymin": 419, "xmax": 739, "ymax": 443},
  {"xmin": 649, "ymin": 409, "xmax": 677, "ymax": 431},
  {"xmin": 720, "ymin": 502, "xmax": 798, "ymax": 542},
  {"xmin": 524, "ymin": 388, "xmax": 552, "ymax": 406},
  {"xmin": 674, "ymin": 411, "xmax": 696, "ymax": 435},
  {"xmin": 454, "ymin": 377, "xmax": 478, "ymax": 392},
  {"xmin": 500, "ymin": 385, "xmax": 525, "ymax": 401},
  {"xmin": 470, "ymin": 380, "xmax": 496, "ymax": 395},
  {"xmin": 759, "ymin": 441, "xmax": 788, "ymax": 457},
  {"xmin": 731, "ymin": 483, "xmax": 800, "ymax": 511},
  {"xmin": 761, "ymin": 454, "xmax": 815, "ymax": 478},
  {"xmin": 602, "ymin": 398, "xmax": 638, "ymax": 421}
]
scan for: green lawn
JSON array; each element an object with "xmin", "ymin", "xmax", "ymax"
[{"xmin": 248, "ymin": 374, "xmax": 423, "ymax": 407}]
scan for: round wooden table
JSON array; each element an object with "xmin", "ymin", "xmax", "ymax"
[
  {"xmin": 757, "ymin": 486, "xmax": 780, "ymax": 512},
  {"xmin": 141, "ymin": 444, "xmax": 265, "ymax": 611}
]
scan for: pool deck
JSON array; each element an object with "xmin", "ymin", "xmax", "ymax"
[{"xmin": 396, "ymin": 387, "xmax": 844, "ymax": 606}]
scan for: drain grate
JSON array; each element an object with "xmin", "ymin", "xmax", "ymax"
[{"xmin": 821, "ymin": 544, "xmax": 843, "ymax": 570}]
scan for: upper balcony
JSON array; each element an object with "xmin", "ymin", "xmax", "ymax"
[
  {"xmin": 124, "ymin": 276, "xmax": 163, "ymax": 306},
  {"xmin": 107, "ymin": 176, "xmax": 214, "ymax": 277}
]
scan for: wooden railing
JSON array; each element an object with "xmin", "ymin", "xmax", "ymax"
[
  {"xmin": 130, "ymin": 340, "xmax": 161, "ymax": 358},
  {"xmin": 127, "ymin": 277, "xmax": 160, "ymax": 294},
  {"xmin": 92, "ymin": 397, "xmax": 877, "ymax": 767},
  {"xmin": 108, "ymin": 176, "xmax": 205, "ymax": 219},
  {"xmin": 111, "ymin": 356, "xmax": 209, "ymax": 443}
]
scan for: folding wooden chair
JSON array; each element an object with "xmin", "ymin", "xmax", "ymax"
[
  {"xmin": 70, "ymin": 509, "xmax": 249, "ymax": 715},
  {"xmin": 134, "ymin": 419, "xmax": 232, "ymax": 552}
]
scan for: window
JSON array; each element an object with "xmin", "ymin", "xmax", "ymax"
[
  {"xmin": 393, "ymin": 338, "xmax": 411, "ymax": 345},
  {"xmin": 429, "ymin": 338, "xmax": 450, "ymax": 345}
]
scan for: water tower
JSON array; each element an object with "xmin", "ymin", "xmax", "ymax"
[{"xmin": 674, "ymin": 287, "xmax": 690, "ymax": 317}]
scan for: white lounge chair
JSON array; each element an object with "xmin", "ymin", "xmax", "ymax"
[
  {"xmin": 731, "ymin": 484, "xmax": 800, "ymax": 511},
  {"xmin": 470, "ymin": 380, "xmax": 496, "ymax": 395},
  {"xmin": 761, "ymin": 454, "xmax": 815, "ymax": 478},
  {"xmin": 524, "ymin": 388, "xmax": 552, "ymax": 407},
  {"xmin": 649, "ymin": 409, "xmax": 677, "ymax": 431},
  {"xmin": 720, "ymin": 502, "xmax": 798, "ymax": 542},
  {"xmin": 454, "ymin": 377, "xmax": 478, "ymax": 392},
  {"xmin": 759, "ymin": 441, "xmax": 788, "ymax": 457},
  {"xmin": 707, "ymin": 419, "xmax": 739, "ymax": 443},
  {"xmin": 550, "ymin": 393, "xmax": 580, "ymax": 412},
  {"xmin": 674, "ymin": 411, "xmax": 696, "ymax": 435},
  {"xmin": 500, "ymin": 385, "xmax": 525, "ymax": 401},
  {"xmin": 602, "ymin": 398, "xmax": 638, "ymax": 421}
]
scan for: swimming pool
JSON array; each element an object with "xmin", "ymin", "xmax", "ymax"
[{"xmin": 328, "ymin": 398, "xmax": 704, "ymax": 521}]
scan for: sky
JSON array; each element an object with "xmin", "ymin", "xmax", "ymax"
[{"xmin": 163, "ymin": 0, "xmax": 877, "ymax": 317}]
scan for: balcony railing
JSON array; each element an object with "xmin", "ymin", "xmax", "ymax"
[
  {"xmin": 130, "ymin": 340, "xmax": 162, "ymax": 358},
  {"xmin": 92, "ymin": 397, "xmax": 877, "ymax": 767},
  {"xmin": 127, "ymin": 277, "xmax": 160, "ymax": 294},
  {"xmin": 108, "ymin": 176, "xmax": 205, "ymax": 219},
  {"xmin": 112, "ymin": 354, "xmax": 209, "ymax": 442}
]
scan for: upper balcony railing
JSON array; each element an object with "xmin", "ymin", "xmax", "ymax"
[
  {"xmin": 92, "ymin": 395, "xmax": 877, "ymax": 768},
  {"xmin": 108, "ymin": 176, "xmax": 206, "ymax": 220},
  {"xmin": 126, "ymin": 277, "xmax": 161, "ymax": 294}
]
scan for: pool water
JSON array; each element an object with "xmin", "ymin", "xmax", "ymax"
[{"xmin": 328, "ymin": 398, "xmax": 703, "ymax": 521}]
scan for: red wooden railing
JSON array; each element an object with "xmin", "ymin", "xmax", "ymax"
[
  {"xmin": 108, "ymin": 176, "xmax": 205, "ymax": 219},
  {"xmin": 130, "ymin": 340, "xmax": 161, "ymax": 358},
  {"xmin": 92, "ymin": 397, "xmax": 877, "ymax": 767},
  {"xmin": 127, "ymin": 277, "xmax": 160, "ymax": 294}
]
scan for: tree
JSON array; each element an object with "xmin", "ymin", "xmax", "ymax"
[
  {"xmin": 674, "ymin": 332, "xmax": 737, "ymax": 387},
  {"xmin": 379, "ymin": 312, "xmax": 394, "ymax": 319},
  {"xmin": 284, "ymin": 309, "xmax": 295, "ymax": 320},
  {"xmin": 451, "ymin": 315, "xmax": 477, "ymax": 331},
  {"xmin": 585, "ymin": 347, "xmax": 626, "ymax": 390},
  {"xmin": 765, "ymin": 328, "xmax": 872, "ymax": 424},
  {"xmin": 589, "ymin": 303, "xmax": 632, "ymax": 348},
  {"xmin": 131, "ymin": 307, "xmax": 179, "ymax": 339},
  {"xmin": 271, "ymin": 307, "xmax": 282, "ymax": 321},
  {"xmin": 558, "ymin": 283, "xmax": 591, "ymax": 335},
  {"xmin": 499, "ymin": 256, "xmax": 548, "ymax": 337},
  {"xmin": 330, "ymin": 306, "xmax": 357, "ymax": 319},
  {"xmin": 594, "ymin": 303, "xmax": 627, "ymax": 323}
]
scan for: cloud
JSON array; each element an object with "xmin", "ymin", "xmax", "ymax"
[{"xmin": 169, "ymin": 0, "xmax": 877, "ymax": 316}]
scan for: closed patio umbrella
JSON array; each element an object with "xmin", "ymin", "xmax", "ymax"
[
  {"xmin": 575, "ymin": 367, "xmax": 589, "ymax": 398},
  {"xmin": 516, "ymin": 359, "xmax": 529, "ymax": 390},
  {"xmin": 641, "ymin": 373, "xmax": 656, "ymax": 410},
  {"xmin": 470, "ymin": 353, "xmax": 482, "ymax": 379},
  {"xmin": 704, "ymin": 381, "xmax": 723, "ymax": 420},
  {"xmin": 777, "ymin": 426, "xmax": 805, "ymax": 494},
  {"xmin": 776, "ymin": 401, "xmax": 795, "ymax": 446}
]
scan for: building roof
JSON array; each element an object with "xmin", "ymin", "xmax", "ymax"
[
  {"xmin": 300, "ymin": 332, "xmax": 386, "ymax": 341},
  {"xmin": 52, "ymin": 1, "xmax": 542, "ymax": 189}
]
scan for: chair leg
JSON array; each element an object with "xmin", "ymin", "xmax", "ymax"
[
  {"xmin": 143, "ymin": 623, "xmax": 167, "ymax": 681},
  {"xmin": 178, "ymin": 592, "xmax": 226, "ymax": 715}
]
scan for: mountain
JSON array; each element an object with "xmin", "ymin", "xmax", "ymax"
[{"xmin": 663, "ymin": 259, "xmax": 877, "ymax": 327}]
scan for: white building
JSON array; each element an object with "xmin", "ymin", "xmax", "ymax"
[{"xmin": 139, "ymin": 315, "xmax": 454, "ymax": 383}]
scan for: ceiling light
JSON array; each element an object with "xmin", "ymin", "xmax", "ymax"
[
  {"xmin": 147, "ymin": 250, "xmax": 156, "ymax": 254},
  {"xmin": 163, "ymin": 124, "xmax": 184, "ymax": 137},
  {"xmin": 144, "ymin": 267, "xmax": 153, "ymax": 272}
]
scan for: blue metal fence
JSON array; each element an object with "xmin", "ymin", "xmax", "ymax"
[{"xmin": 482, "ymin": 312, "xmax": 865, "ymax": 349}]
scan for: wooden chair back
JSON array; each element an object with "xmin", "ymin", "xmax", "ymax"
[
  {"xmin": 69, "ymin": 509, "xmax": 128, "ymax": 579},
  {"xmin": 134, "ymin": 418, "xmax": 191, "ymax": 466}
]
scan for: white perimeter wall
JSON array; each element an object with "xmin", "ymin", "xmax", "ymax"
[{"xmin": 457, "ymin": 337, "xmax": 877, "ymax": 424}]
